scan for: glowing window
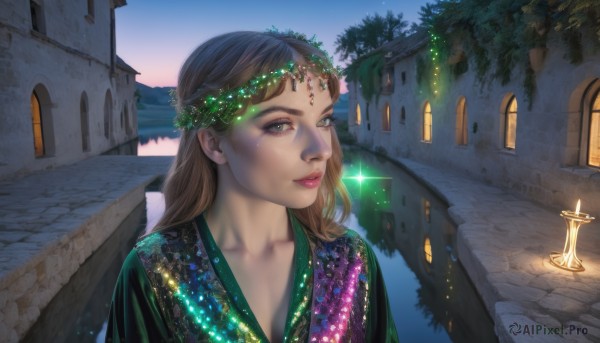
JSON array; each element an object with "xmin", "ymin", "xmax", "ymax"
[
  {"xmin": 382, "ymin": 103, "xmax": 391, "ymax": 131},
  {"xmin": 589, "ymin": 92, "xmax": 600, "ymax": 167},
  {"xmin": 31, "ymin": 92, "xmax": 45, "ymax": 157},
  {"xmin": 423, "ymin": 102, "xmax": 432, "ymax": 142},
  {"xmin": 456, "ymin": 97, "xmax": 468, "ymax": 145},
  {"xmin": 504, "ymin": 96, "xmax": 517, "ymax": 149},
  {"xmin": 355, "ymin": 103, "xmax": 362, "ymax": 125},
  {"xmin": 424, "ymin": 236, "xmax": 432, "ymax": 264}
]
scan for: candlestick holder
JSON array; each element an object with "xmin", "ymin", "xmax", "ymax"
[{"xmin": 549, "ymin": 210, "xmax": 595, "ymax": 272}]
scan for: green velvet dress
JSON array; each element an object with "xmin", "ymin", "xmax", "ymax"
[{"xmin": 106, "ymin": 209, "xmax": 398, "ymax": 342}]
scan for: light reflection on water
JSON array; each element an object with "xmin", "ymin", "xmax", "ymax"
[
  {"xmin": 340, "ymin": 147, "xmax": 497, "ymax": 343},
  {"xmin": 26, "ymin": 137, "xmax": 497, "ymax": 342},
  {"xmin": 137, "ymin": 136, "xmax": 180, "ymax": 156}
]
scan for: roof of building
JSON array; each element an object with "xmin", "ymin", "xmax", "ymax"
[
  {"xmin": 116, "ymin": 56, "xmax": 139, "ymax": 75},
  {"xmin": 378, "ymin": 30, "xmax": 429, "ymax": 65},
  {"xmin": 114, "ymin": 0, "xmax": 127, "ymax": 8}
]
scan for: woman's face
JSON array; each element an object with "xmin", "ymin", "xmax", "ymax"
[{"xmin": 218, "ymin": 75, "xmax": 335, "ymax": 209}]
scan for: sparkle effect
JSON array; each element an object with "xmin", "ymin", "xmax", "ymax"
[
  {"xmin": 429, "ymin": 31, "xmax": 442, "ymax": 96},
  {"xmin": 135, "ymin": 214, "xmax": 373, "ymax": 342},
  {"xmin": 342, "ymin": 161, "xmax": 393, "ymax": 205}
]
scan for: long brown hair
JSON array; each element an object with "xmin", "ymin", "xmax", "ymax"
[{"xmin": 154, "ymin": 31, "xmax": 351, "ymax": 241}]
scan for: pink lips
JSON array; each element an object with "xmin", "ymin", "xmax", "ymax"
[{"xmin": 294, "ymin": 171, "xmax": 323, "ymax": 189}]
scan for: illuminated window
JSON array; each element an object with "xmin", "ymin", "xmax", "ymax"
[
  {"xmin": 31, "ymin": 92, "xmax": 45, "ymax": 157},
  {"xmin": 80, "ymin": 92, "xmax": 90, "ymax": 152},
  {"xmin": 504, "ymin": 95, "xmax": 517, "ymax": 150},
  {"xmin": 355, "ymin": 103, "xmax": 362, "ymax": 125},
  {"xmin": 382, "ymin": 103, "xmax": 391, "ymax": 131},
  {"xmin": 424, "ymin": 236, "xmax": 432, "ymax": 264},
  {"xmin": 589, "ymin": 91, "xmax": 600, "ymax": 167},
  {"xmin": 456, "ymin": 96, "xmax": 468, "ymax": 145},
  {"xmin": 423, "ymin": 101, "xmax": 432, "ymax": 142}
]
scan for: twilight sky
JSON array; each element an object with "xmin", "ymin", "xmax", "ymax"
[{"xmin": 115, "ymin": 0, "xmax": 431, "ymax": 91}]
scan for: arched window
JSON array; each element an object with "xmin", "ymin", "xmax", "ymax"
[
  {"xmin": 80, "ymin": 92, "xmax": 90, "ymax": 152},
  {"xmin": 31, "ymin": 92, "xmax": 45, "ymax": 157},
  {"xmin": 456, "ymin": 96, "xmax": 468, "ymax": 145},
  {"xmin": 423, "ymin": 101, "xmax": 432, "ymax": 142},
  {"xmin": 504, "ymin": 95, "xmax": 517, "ymax": 150},
  {"xmin": 104, "ymin": 90, "xmax": 113, "ymax": 140},
  {"xmin": 355, "ymin": 103, "xmax": 362, "ymax": 125},
  {"xmin": 423, "ymin": 235, "xmax": 432, "ymax": 265},
  {"xmin": 382, "ymin": 103, "xmax": 391, "ymax": 131},
  {"xmin": 589, "ymin": 91, "xmax": 600, "ymax": 167}
]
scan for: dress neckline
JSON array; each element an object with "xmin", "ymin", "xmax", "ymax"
[{"xmin": 194, "ymin": 208, "xmax": 311, "ymax": 342}]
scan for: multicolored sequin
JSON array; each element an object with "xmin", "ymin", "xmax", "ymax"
[
  {"xmin": 309, "ymin": 232, "xmax": 370, "ymax": 342},
  {"xmin": 134, "ymin": 217, "xmax": 371, "ymax": 342}
]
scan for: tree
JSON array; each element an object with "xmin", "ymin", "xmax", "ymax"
[{"xmin": 335, "ymin": 11, "xmax": 409, "ymax": 62}]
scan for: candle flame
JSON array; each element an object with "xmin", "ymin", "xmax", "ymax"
[{"xmin": 576, "ymin": 199, "xmax": 581, "ymax": 215}]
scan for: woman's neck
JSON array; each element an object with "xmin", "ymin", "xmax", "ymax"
[{"xmin": 204, "ymin": 194, "xmax": 293, "ymax": 256}]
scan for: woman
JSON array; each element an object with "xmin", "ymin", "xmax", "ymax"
[{"xmin": 106, "ymin": 30, "xmax": 398, "ymax": 342}]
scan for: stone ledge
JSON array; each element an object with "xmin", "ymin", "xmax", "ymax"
[{"xmin": 0, "ymin": 155, "xmax": 172, "ymax": 342}]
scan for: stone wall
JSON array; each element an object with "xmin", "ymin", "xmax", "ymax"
[
  {"xmin": 0, "ymin": 0, "xmax": 136, "ymax": 179},
  {"xmin": 348, "ymin": 33, "xmax": 600, "ymax": 216}
]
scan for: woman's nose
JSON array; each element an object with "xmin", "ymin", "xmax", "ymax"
[{"xmin": 300, "ymin": 126, "xmax": 332, "ymax": 162}]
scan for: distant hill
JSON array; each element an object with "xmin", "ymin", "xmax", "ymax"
[
  {"xmin": 136, "ymin": 82, "xmax": 174, "ymax": 106},
  {"xmin": 136, "ymin": 82, "xmax": 349, "ymax": 119}
]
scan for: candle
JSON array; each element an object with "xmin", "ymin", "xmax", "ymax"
[{"xmin": 575, "ymin": 199, "xmax": 581, "ymax": 216}]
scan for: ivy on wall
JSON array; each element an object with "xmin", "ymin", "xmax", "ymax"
[
  {"xmin": 417, "ymin": 0, "xmax": 600, "ymax": 108},
  {"xmin": 346, "ymin": 52, "xmax": 385, "ymax": 103}
]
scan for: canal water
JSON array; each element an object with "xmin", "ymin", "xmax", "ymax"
[{"xmin": 24, "ymin": 135, "xmax": 497, "ymax": 342}]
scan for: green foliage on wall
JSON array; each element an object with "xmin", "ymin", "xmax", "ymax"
[
  {"xmin": 346, "ymin": 52, "xmax": 385, "ymax": 102},
  {"xmin": 418, "ymin": 0, "xmax": 600, "ymax": 109}
]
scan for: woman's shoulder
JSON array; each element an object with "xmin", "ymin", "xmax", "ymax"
[
  {"xmin": 314, "ymin": 227, "xmax": 374, "ymax": 260},
  {"xmin": 134, "ymin": 220, "xmax": 198, "ymax": 256}
]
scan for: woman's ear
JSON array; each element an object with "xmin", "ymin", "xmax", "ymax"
[{"xmin": 197, "ymin": 128, "xmax": 227, "ymax": 165}]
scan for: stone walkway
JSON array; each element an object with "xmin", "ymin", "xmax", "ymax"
[
  {"xmin": 0, "ymin": 155, "xmax": 172, "ymax": 342},
  {"xmin": 395, "ymin": 157, "xmax": 600, "ymax": 343}
]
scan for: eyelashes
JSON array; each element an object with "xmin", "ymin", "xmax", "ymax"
[{"xmin": 264, "ymin": 115, "xmax": 337, "ymax": 136}]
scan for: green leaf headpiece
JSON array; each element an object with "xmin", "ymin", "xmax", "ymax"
[{"xmin": 173, "ymin": 28, "xmax": 342, "ymax": 130}]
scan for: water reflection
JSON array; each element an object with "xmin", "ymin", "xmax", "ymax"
[
  {"xmin": 25, "ymin": 141, "xmax": 497, "ymax": 342},
  {"xmin": 23, "ymin": 203, "xmax": 146, "ymax": 342},
  {"xmin": 23, "ymin": 181, "xmax": 162, "ymax": 343},
  {"xmin": 137, "ymin": 136, "xmax": 180, "ymax": 156},
  {"xmin": 341, "ymin": 147, "xmax": 497, "ymax": 343}
]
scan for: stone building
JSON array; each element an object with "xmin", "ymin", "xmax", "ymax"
[
  {"xmin": 348, "ymin": 31, "xmax": 600, "ymax": 216},
  {"xmin": 0, "ymin": 0, "xmax": 138, "ymax": 180}
]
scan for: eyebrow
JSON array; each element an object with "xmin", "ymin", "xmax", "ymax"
[{"xmin": 253, "ymin": 104, "xmax": 334, "ymax": 119}]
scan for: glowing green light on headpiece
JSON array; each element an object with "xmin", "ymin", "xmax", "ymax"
[{"xmin": 172, "ymin": 28, "xmax": 343, "ymax": 130}]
